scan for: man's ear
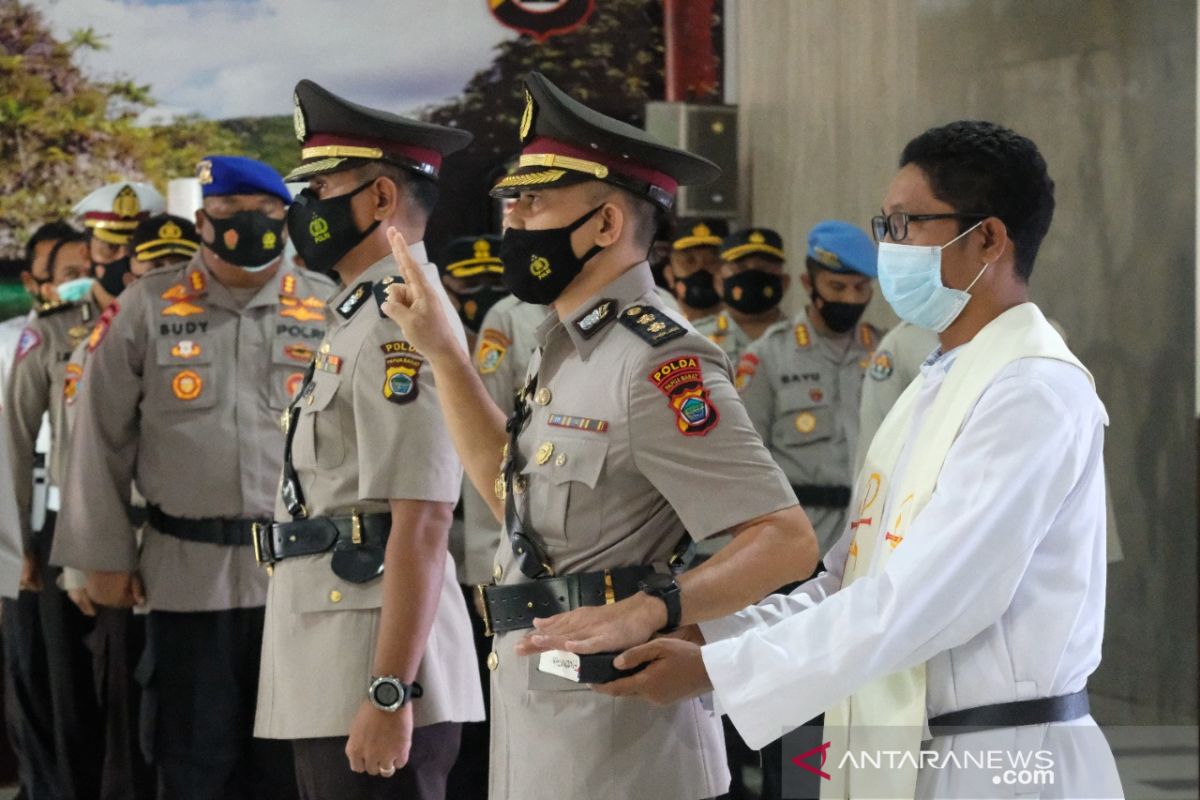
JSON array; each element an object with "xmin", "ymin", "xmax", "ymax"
[
  {"xmin": 799, "ymin": 271, "xmax": 813, "ymax": 294},
  {"xmin": 781, "ymin": 273, "xmax": 792, "ymax": 294},
  {"xmin": 19, "ymin": 271, "xmax": 36, "ymax": 296},
  {"xmin": 713, "ymin": 272, "xmax": 725, "ymax": 296},
  {"xmin": 372, "ymin": 176, "xmax": 399, "ymax": 221},
  {"xmin": 593, "ymin": 202, "xmax": 623, "ymax": 247},
  {"xmin": 194, "ymin": 209, "xmax": 209, "ymax": 241},
  {"xmin": 980, "ymin": 216, "xmax": 1009, "ymax": 266}
]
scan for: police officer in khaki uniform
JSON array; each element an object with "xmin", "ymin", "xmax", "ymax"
[
  {"xmin": 735, "ymin": 220, "xmax": 883, "ymax": 554},
  {"xmin": 253, "ymin": 79, "xmax": 483, "ymax": 800},
  {"xmin": 58, "ymin": 212, "xmax": 200, "ymax": 800},
  {"xmin": 4, "ymin": 222, "xmax": 106, "ymax": 800},
  {"xmin": 452, "ymin": 285, "xmax": 542, "ymax": 800},
  {"xmin": 663, "ymin": 218, "xmax": 749, "ymax": 360},
  {"xmin": 380, "ymin": 72, "xmax": 819, "ymax": 800},
  {"xmin": 53, "ymin": 156, "xmax": 332, "ymax": 800}
]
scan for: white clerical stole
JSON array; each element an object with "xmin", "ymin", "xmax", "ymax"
[{"xmin": 820, "ymin": 303, "xmax": 1092, "ymax": 799}]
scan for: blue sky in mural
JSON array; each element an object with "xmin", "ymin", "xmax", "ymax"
[{"xmin": 36, "ymin": 0, "xmax": 515, "ymax": 120}]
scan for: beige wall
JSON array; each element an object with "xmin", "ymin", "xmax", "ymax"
[{"xmin": 735, "ymin": 0, "xmax": 1196, "ymax": 723}]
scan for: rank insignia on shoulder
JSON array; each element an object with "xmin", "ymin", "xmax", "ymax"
[
  {"xmin": 373, "ymin": 277, "xmax": 404, "ymax": 318},
  {"xmin": 869, "ymin": 350, "xmax": 893, "ymax": 380},
  {"xmin": 383, "ymin": 354, "xmax": 421, "ymax": 404},
  {"xmin": 794, "ymin": 323, "xmax": 811, "ymax": 349},
  {"xmin": 338, "ymin": 282, "xmax": 374, "ymax": 319},
  {"xmin": 734, "ymin": 353, "xmax": 759, "ymax": 391},
  {"xmin": 35, "ymin": 301, "xmax": 70, "ymax": 318},
  {"xmin": 619, "ymin": 305, "xmax": 685, "ymax": 347},
  {"xmin": 649, "ymin": 355, "xmax": 719, "ymax": 436},
  {"xmin": 574, "ymin": 298, "xmax": 616, "ymax": 340}
]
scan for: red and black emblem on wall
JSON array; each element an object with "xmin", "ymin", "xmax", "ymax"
[{"xmin": 488, "ymin": 0, "xmax": 595, "ymax": 42}]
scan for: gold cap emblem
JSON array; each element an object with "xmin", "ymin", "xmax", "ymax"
[
  {"xmin": 113, "ymin": 185, "xmax": 140, "ymax": 218},
  {"xmin": 749, "ymin": 230, "xmax": 766, "ymax": 244},
  {"xmin": 474, "ymin": 239, "xmax": 492, "ymax": 259},
  {"xmin": 159, "ymin": 221, "xmax": 182, "ymax": 240}
]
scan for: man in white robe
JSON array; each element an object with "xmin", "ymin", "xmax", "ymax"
[{"xmin": 522, "ymin": 120, "xmax": 1123, "ymax": 799}]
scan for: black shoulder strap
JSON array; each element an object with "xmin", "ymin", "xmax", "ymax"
[
  {"xmin": 618, "ymin": 304, "xmax": 687, "ymax": 347},
  {"xmin": 372, "ymin": 275, "xmax": 404, "ymax": 318}
]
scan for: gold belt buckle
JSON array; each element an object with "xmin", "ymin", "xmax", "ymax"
[
  {"xmin": 351, "ymin": 509, "xmax": 363, "ymax": 544},
  {"xmin": 251, "ymin": 522, "xmax": 273, "ymax": 576},
  {"xmin": 475, "ymin": 584, "xmax": 494, "ymax": 638}
]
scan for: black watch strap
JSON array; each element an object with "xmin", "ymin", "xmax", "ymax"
[{"xmin": 640, "ymin": 576, "xmax": 681, "ymax": 633}]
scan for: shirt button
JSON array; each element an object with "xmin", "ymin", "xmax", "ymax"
[
  {"xmin": 487, "ymin": 652, "xmax": 499, "ymax": 671},
  {"xmin": 534, "ymin": 387, "xmax": 552, "ymax": 406},
  {"xmin": 329, "ymin": 590, "xmax": 342, "ymax": 603},
  {"xmin": 492, "ymin": 563, "xmax": 503, "ymax": 581},
  {"xmin": 555, "ymin": 453, "xmax": 567, "ymax": 467},
  {"xmin": 513, "ymin": 476, "xmax": 528, "ymax": 495}
]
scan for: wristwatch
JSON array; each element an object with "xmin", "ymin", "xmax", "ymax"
[
  {"xmin": 638, "ymin": 573, "xmax": 681, "ymax": 633},
  {"xmin": 367, "ymin": 676, "xmax": 423, "ymax": 712}
]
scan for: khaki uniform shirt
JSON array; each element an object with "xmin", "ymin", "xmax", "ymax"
[
  {"xmin": 255, "ymin": 247, "xmax": 485, "ymax": 739},
  {"xmin": 5, "ymin": 300, "xmax": 97, "ymax": 548},
  {"xmin": 735, "ymin": 311, "xmax": 883, "ymax": 554},
  {"xmin": 454, "ymin": 294, "xmax": 544, "ymax": 587},
  {"xmin": 691, "ymin": 309, "xmax": 751, "ymax": 362},
  {"xmin": 52, "ymin": 256, "xmax": 337, "ymax": 612},
  {"xmin": 487, "ymin": 262, "xmax": 797, "ymax": 800}
]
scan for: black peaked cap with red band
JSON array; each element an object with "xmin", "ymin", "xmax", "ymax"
[
  {"xmin": 285, "ymin": 79, "xmax": 474, "ymax": 182},
  {"xmin": 490, "ymin": 72, "xmax": 720, "ymax": 211}
]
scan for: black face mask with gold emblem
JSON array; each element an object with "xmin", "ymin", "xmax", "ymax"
[
  {"xmin": 498, "ymin": 205, "xmax": 604, "ymax": 305},
  {"xmin": 723, "ymin": 269, "xmax": 784, "ymax": 314},
  {"xmin": 203, "ymin": 210, "xmax": 286, "ymax": 270},
  {"xmin": 455, "ymin": 285, "xmax": 509, "ymax": 332},
  {"xmin": 286, "ymin": 182, "xmax": 379, "ymax": 275}
]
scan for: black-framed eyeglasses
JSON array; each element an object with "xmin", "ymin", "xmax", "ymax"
[{"xmin": 871, "ymin": 212, "xmax": 989, "ymax": 244}]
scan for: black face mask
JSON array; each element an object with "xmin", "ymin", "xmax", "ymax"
[
  {"xmin": 203, "ymin": 210, "xmax": 286, "ymax": 269},
  {"xmin": 286, "ymin": 181, "xmax": 380, "ymax": 275},
  {"xmin": 723, "ymin": 269, "xmax": 784, "ymax": 315},
  {"xmin": 499, "ymin": 205, "xmax": 604, "ymax": 305},
  {"xmin": 96, "ymin": 256, "xmax": 132, "ymax": 298},
  {"xmin": 677, "ymin": 269, "xmax": 721, "ymax": 311},
  {"xmin": 812, "ymin": 285, "xmax": 868, "ymax": 333},
  {"xmin": 456, "ymin": 285, "xmax": 509, "ymax": 332}
]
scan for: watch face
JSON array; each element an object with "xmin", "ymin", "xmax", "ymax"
[{"xmin": 373, "ymin": 681, "xmax": 402, "ymax": 707}]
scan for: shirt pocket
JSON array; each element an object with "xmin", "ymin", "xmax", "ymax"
[
  {"xmin": 292, "ymin": 375, "xmax": 345, "ymax": 471},
  {"xmin": 270, "ymin": 342, "xmax": 314, "ymax": 410},
  {"xmin": 520, "ymin": 436, "xmax": 608, "ymax": 549},
  {"xmin": 284, "ymin": 554, "xmax": 383, "ymax": 615},
  {"xmin": 771, "ymin": 385, "xmax": 834, "ymax": 449},
  {"xmin": 143, "ymin": 337, "xmax": 217, "ymax": 411}
]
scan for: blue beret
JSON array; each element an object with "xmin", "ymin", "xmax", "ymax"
[
  {"xmin": 196, "ymin": 156, "xmax": 291, "ymax": 204},
  {"xmin": 806, "ymin": 220, "xmax": 876, "ymax": 277}
]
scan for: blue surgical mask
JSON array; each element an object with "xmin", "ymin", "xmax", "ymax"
[
  {"xmin": 876, "ymin": 222, "xmax": 990, "ymax": 332},
  {"xmin": 55, "ymin": 277, "xmax": 95, "ymax": 304}
]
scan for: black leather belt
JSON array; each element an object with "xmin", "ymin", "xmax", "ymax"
[
  {"xmin": 477, "ymin": 565, "xmax": 657, "ymax": 636},
  {"xmin": 253, "ymin": 512, "xmax": 391, "ymax": 566},
  {"xmin": 791, "ymin": 484, "xmax": 852, "ymax": 508},
  {"xmin": 927, "ymin": 689, "xmax": 1090, "ymax": 738},
  {"xmin": 147, "ymin": 504, "xmax": 261, "ymax": 547}
]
